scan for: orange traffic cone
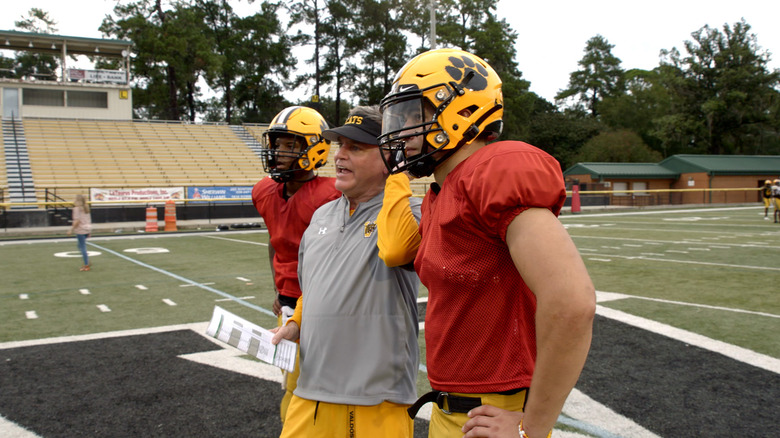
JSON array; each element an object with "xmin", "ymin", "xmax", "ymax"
[
  {"xmin": 145, "ymin": 207, "xmax": 158, "ymax": 232},
  {"xmin": 164, "ymin": 200, "xmax": 178, "ymax": 231}
]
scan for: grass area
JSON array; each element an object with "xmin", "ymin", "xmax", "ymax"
[
  {"xmin": 0, "ymin": 232, "xmax": 278, "ymax": 342},
  {"xmin": 561, "ymin": 205, "xmax": 780, "ymax": 358},
  {"xmin": 1, "ymin": 205, "xmax": 778, "ymax": 411}
]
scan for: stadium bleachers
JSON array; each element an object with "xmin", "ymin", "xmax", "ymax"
[
  {"xmin": 20, "ymin": 118, "xmax": 268, "ymax": 203},
  {"xmin": 1, "ymin": 118, "xmax": 434, "ymax": 206}
]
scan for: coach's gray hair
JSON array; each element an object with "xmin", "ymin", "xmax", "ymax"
[{"xmin": 347, "ymin": 105, "xmax": 382, "ymax": 126}]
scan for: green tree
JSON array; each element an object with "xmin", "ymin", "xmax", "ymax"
[
  {"xmin": 14, "ymin": 8, "xmax": 59, "ymax": 81},
  {"xmin": 349, "ymin": 0, "xmax": 408, "ymax": 104},
  {"xmin": 470, "ymin": 12, "xmax": 532, "ymax": 142},
  {"xmin": 398, "ymin": 0, "xmax": 435, "ymax": 53},
  {"xmin": 318, "ymin": 0, "xmax": 359, "ymax": 124},
  {"xmin": 102, "ymin": 0, "xmax": 186, "ymax": 120},
  {"xmin": 197, "ymin": 0, "xmax": 239, "ymax": 123},
  {"xmin": 658, "ymin": 19, "xmax": 780, "ymax": 155},
  {"xmin": 0, "ymin": 55, "xmax": 15, "ymax": 78},
  {"xmin": 527, "ymin": 110, "xmax": 603, "ymax": 170},
  {"xmin": 574, "ymin": 129, "xmax": 662, "ymax": 163},
  {"xmin": 556, "ymin": 35, "xmax": 624, "ymax": 118},
  {"xmin": 287, "ymin": 0, "xmax": 327, "ymax": 106},
  {"xmin": 435, "ymin": 0, "xmax": 494, "ymax": 51},
  {"xmin": 230, "ymin": 3, "xmax": 297, "ymax": 122},
  {"xmin": 599, "ymin": 68, "xmax": 673, "ymax": 156}
]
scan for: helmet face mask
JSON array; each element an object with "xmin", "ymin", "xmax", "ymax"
[
  {"xmin": 260, "ymin": 106, "xmax": 330, "ymax": 183},
  {"xmin": 379, "ymin": 92, "xmax": 448, "ymax": 178},
  {"xmin": 379, "ymin": 49, "xmax": 503, "ymax": 177}
]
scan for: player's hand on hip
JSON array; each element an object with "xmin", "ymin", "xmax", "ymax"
[{"xmin": 462, "ymin": 404, "xmax": 523, "ymax": 437}]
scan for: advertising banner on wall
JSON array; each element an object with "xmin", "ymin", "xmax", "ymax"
[
  {"xmin": 68, "ymin": 68, "xmax": 128, "ymax": 84},
  {"xmin": 90, "ymin": 187, "xmax": 185, "ymax": 204},
  {"xmin": 187, "ymin": 186, "xmax": 253, "ymax": 203}
]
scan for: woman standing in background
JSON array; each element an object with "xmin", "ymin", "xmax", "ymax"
[{"xmin": 68, "ymin": 194, "xmax": 92, "ymax": 271}]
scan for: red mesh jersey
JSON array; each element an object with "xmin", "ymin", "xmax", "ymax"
[
  {"xmin": 416, "ymin": 141, "xmax": 566, "ymax": 393},
  {"xmin": 252, "ymin": 176, "xmax": 340, "ymax": 299}
]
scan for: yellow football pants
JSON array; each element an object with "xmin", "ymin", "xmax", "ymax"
[
  {"xmin": 428, "ymin": 390, "xmax": 527, "ymax": 438},
  {"xmin": 280, "ymin": 395, "xmax": 413, "ymax": 438}
]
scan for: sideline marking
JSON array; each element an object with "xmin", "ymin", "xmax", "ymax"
[
  {"xmin": 0, "ymin": 414, "xmax": 40, "ymax": 438},
  {"xmin": 124, "ymin": 248, "xmax": 170, "ymax": 254},
  {"xmin": 203, "ymin": 235, "xmax": 269, "ymax": 246},
  {"xmin": 87, "ymin": 242, "xmax": 274, "ymax": 317},
  {"xmin": 596, "ymin": 304, "xmax": 780, "ymax": 374},
  {"xmin": 598, "ymin": 290, "xmax": 779, "ymax": 319},
  {"xmin": 586, "ymin": 252, "xmax": 780, "ymax": 272},
  {"xmin": 53, "ymin": 250, "xmax": 102, "ymax": 258},
  {"xmin": 181, "ymin": 282, "xmax": 214, "ymax": 287},
  {"xmin": 559, "ymin": 206, "xmax": 763, "ymax": 219},
  {"xmin": 215, "ymin": 296, "xmax": 255, "ymax": 302}
]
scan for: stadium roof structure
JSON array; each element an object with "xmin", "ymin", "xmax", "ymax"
[
  {"xmin": 563, "ymin": 162, "xmax": 679, "ymax": 179},
  {"xmin": 564, "ymin": 155, "xmax": 780, "ymax": 179},
  {"xmin": 659, "ymin": 154, "xmax": 780, "ymax": 176},
  {"xmin": 0, "ymin": 30, "xmax": 132, "ymax": 58}
]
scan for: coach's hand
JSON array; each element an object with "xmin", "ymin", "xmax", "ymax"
[{"xmin": 271, "ymin": 321, "xmax": 300, "ymax": 344}]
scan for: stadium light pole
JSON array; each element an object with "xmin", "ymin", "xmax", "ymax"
[{"xmin": 430, "ymin": 0, "xmax": 437, "ymax": 49}]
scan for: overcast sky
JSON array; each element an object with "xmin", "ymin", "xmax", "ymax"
[{"xmin": 2, "ymin": 0, "xmax": 779, "ymax": 103}]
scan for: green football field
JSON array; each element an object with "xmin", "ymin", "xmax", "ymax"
[
  {"xmin": 1, "ymin": 204, "xmax": 778, "ymax": 358},
  {"xmin": 1, "ymin": 204, "xmax": 779, "ymax": 437}
]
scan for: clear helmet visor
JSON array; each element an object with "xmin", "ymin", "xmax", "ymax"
[{"xmin": 379, "ymin": 96, "xmax": 440, "ymax": 176}]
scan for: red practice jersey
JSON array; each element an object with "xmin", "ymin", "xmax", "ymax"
[
  {"xmin": 416, "ymin": 141, "xmax": 566, "ymax": 393},
  {"xmin": 252, "ymin": 176, "xmax": 340, "ymax": 299}
]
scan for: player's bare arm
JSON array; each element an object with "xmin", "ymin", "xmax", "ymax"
[{"xmin": 465, "ymin": 207, "xmax": 595, "ymax": 438}]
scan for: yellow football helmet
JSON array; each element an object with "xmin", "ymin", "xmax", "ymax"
[
  {"xmin": 379, "ymin": 48, "xmax": 503, "ymax": 177},
  {"xmin": 261, "ymin": 106, "xmax": 330, "ymax": 183}
]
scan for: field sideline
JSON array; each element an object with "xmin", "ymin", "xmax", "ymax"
[{"xmin": 1, "ymin": 205, "xmax": 778, "ymax": 437}]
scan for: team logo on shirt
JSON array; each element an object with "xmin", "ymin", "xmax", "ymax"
[{"xmin": 363, "ymin": 221, "xmax": 376, "ymax": 238}]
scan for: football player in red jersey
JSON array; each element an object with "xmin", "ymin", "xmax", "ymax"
[{"xmin": 379, "ymin": 49, "xmax": 596, "ymax": 438}]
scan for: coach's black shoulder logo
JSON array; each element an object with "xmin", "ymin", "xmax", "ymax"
[{"xmin": 445, "ymin": 55, "xmax": 489, "ymax": 91}]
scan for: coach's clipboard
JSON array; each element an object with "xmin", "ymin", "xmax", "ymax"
[{"xmin": 205, "ymin": 305, "xmax": 297, "ymax": 373}]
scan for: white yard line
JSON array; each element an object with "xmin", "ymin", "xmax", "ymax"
[
  {"xmin": 202, "ymin": 234, "xmax": 269, "ymax": 246},
  {"xmin": 0, "ymin": 415, "xmax": 40, "ymax": 438},
  {"xmin": 584, "ymin": 252, "xmax": 780, "ymax": 271},
  {"xmin": 595, "ymin": 293, "xmax": 780, "ymax": 374}
]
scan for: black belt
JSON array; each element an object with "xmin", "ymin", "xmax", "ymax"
[{"xmin": 407, "ymin": 391, "xmax": 482, "ymax": 419}]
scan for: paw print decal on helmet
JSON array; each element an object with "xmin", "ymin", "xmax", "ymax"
[{"xmin": 445, "ymin": 55, "xmax": 489, "ymax": 91}]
